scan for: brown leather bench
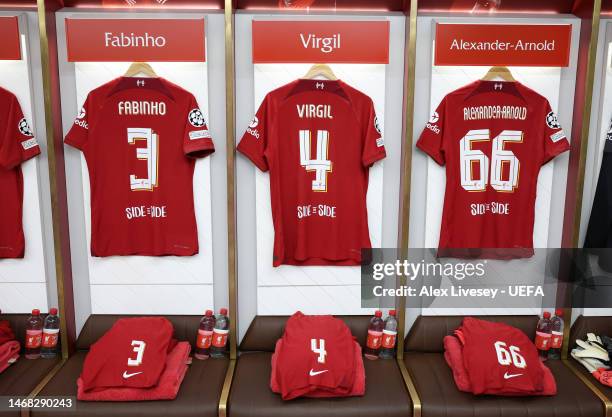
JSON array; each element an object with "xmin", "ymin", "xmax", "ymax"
[
  {"xmin": 403, "ymin": 315, "xmax": 605, "ymax": 417},
  {"xmin": 30, "ymin": 315, "xmax": 229, "ymax": 417},
  {"xmin": 569, "ymin": 315, "xmax": 612, "ymax": 401},
  {"xmin": 228, "ymin": 315, "xmax": 412, "ymax": 417},
  {"xmin": 0, "ymin": 314, "xmax": 61, "ymax": 417}
]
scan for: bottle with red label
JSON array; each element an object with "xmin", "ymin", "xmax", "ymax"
[
  {"xmin": 379, "ymin": 310, "xmax": 398, "ymax": 359},
  {"xmin": 535, "ymin": 311, "xmax": 553, "ymax": 361},
  {"xmin": 548, "ymin": 309, "xmax": 564, "ymax": 360},
  {"xmin": 364, "ymin": 310, "xmax": 384, "ymax": 360},
  {"xmin": 195, "ymin": 309, "xmax": 216, "ymax": 360},
  {"xmin": 25, "ymin": 309, "xmax": 43, "ymax": 359},
  {"xmin": 41, "ymin": 308, "xmax": 60, "ymax": 359},
  {"xmin": 210, "ymin": 308, "xmax": 229, "ymax": 358}
]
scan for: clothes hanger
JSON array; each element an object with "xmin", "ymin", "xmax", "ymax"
[
  {"xmin": 123, "ymin": 62, "xmax": 158, "ymax": 78},
  {"xmin": 302, "ymin": 64, "xmax": 338, "ymax": 81},
  {"xmin": 481, "ymin": 66, "xmax": 516, "ymax": 82}
]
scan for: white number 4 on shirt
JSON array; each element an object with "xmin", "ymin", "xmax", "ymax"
[
  {"xmin": 311, "ymin": 338, "xmax": 327, "ymax": 364},
  {"xmin": 300, "ymin": 130, "xmax": 332, "ymax": 192}
]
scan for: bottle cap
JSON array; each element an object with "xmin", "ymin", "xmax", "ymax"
[
  {"xmin": 220, "ymin": 308, "xmax": 228, "ymax": 315},
  {"xmin": 389, "ymin": 310, "xmax": 396, "ymax": 316},
  {"xmin": 555, "ymin": 309, "xmax": 563, "ymax": 316},
  {"xmin": 543, "ymin": 311, "xmax": 551, "ymax": 318},
  {"xmin": 49, "ymin": 308, "xmax": 58, "ymax": 315},
  {"xmin": 205, "ymin": 310, "xmax": 213, "ymax": 316},
  {"xmin": 32, "ymin": 309, "xmax": 40, "ymax": 316},
  {"xmin": 375, "ymin": 310, "xmax": 382, "ymax": 318}
]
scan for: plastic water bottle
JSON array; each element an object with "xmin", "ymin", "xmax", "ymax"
[
  {"xmin": 379, "ymin": 310, "xmax": 398, "ymax": 359},
  {"xmin": 548, "ymin": 309, "xmax": 564, "ymax": 360},
  {"xmin": 41, "ymin": 308, "xmax": 60, "ymax": 359},
  {"xmin": 25, "ymin": 309, "xmax": 43, "ymax": 359},
  {"xmin": 210, "ymin": 308, "xmax": 229, "ymax": 358},
  {"xmin": 364, "ymin": 310, "xmax": 384, "ymax": 360},
  {"xmin": 535, "ymin": 311, "xmax": 553, "ymax": 361},
  {"xmin": 195, "ymin": 310, "xmax": 216, "ymax": 360}
]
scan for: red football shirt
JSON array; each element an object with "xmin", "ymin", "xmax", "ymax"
[
  {"xmin": 460, "ymin": 317, "xmax": 544, "ymax": 395},
  {"xmin": 417, "ymin": 81, "xmax": 570, "ymax": 258},
  {"xmin": 65, "ymin": 77, "xmax": 214, "ymax": 256},
  {"xmin": 274, "ymin": 312, "xmax": 356, "ymax": 400},
  {"xmin": 238, "ymin": 79, "xmax": 385, "ymax": 266},
  {"xmin": 0, "ymin": 87, "xmax": 40, "ymax": 259},
  {"xmin": 80, "ymin": 317, "xmax": 174, "ymax": 392},
  {"xmin": 271, "ymin": 338, "xmax": 365, "ymax": 399}
]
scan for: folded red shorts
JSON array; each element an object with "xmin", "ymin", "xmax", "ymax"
[
  {"xmin": 0, "ymin": 320, "xmax": 16, "ymax": 346},
  {"xmin": 273, "ymin": 312, "xmax": 356, "ymax": 400},
  {"xmin": 80, "ymin": 317, "xmax": 174, "ymax": 392},
  {"xmin": 271, "ymin": 338, "xmax": 365, "ymax": 399},
  {"xmin": 0, "ymin": 341, "xmax": 20, "ymax": 374},
  {"xmin": 77, "ymin": 341, "xmax": 191, "ymax": 401},
  {"xmin": 460, "ymin": 317, "xmax": 547, "ymax": 395},
  {"xmin": 444, "ymin": 329, "xmax": 557, "ymax": 396}
]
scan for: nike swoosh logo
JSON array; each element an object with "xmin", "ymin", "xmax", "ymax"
[
  {"xmin": 309, "ymin": 369, "xmax": 329, "ymax": 376},
  {"xmin": 503, "ymin": 372, "xmax": 523, "ymax": 379},
  {"xmin": 122, "ymin": 371, "xmax": 143, "ymax": 379}
]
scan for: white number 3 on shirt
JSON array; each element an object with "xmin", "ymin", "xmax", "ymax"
[
  {"xmin": 127, "ymin": 340, "xmax": 146, "ymax": 366},
  {"xmin": 127, "ymin": 128, "xmax": 159, "ymax": 192}
]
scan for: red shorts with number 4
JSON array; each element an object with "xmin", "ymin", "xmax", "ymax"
[{"xmin": 270, "ymin": 312, "xmax": 365, "ymax": 400}]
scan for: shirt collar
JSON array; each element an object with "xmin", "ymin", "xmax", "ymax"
[
  {"xmin": 465, "ymin": 80, "xmax": 526, "ymax": 103},
  {"xmin": 107, "ymin": 77, "xmax": 175, "ymax": 101},
  {"xmin": 286, "ymin": 79, "xmax": 349, "ymax": 101}
]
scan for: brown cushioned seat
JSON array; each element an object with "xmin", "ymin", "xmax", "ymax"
[
  {"xmin": 30, "ymin": 315, "xmax": 228, "ymax": 417},
  {"xmin": 0, "ymin": 314, "xmax": 61, "ymax": 417},
  {"xmin": 568, "ymin": 315, "xmax": 612, "ymax": 400},
  {"xmin": 404, "ymin": 315, "xmax": 605, "ymax": 417},
  {"xmin": 228, "ymin": 315, "xmax": 412, "ymax": 417}
]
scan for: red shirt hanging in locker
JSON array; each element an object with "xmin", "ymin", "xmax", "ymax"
[
  {"xmin": 0, "ymin": 87, "xmax": 40, "ymax": 259},
  {"xmin": 238, "ymin": 79, "xmax": 385, "ymax": 266},
  {"xmin": 65, "ymin": 77, "xmax": 214, "ymax": 257},
  {"xmin": 417, "ymin": 80, "xmax": 570, "ymax": 258}
]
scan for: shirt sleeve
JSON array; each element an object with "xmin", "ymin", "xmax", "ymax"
[
  {"xmin": 541, "ymin": 101, "xmax": 570, "ymax": 165},
  {"xmin": 361, "ymin": 98, "xmax": 386, "ymax": 167},
  {"xmin": 183, "ymin": 95, "xmax": 215, "ymax": 158},
  {"xmin": 0, "ymin": 94, "xmax": 39, "ymax": 170},
  {"xmin": 416, "ymin": 97, "xmax": 446, "ymax": 166},
  {"xmin": 237, "ymin": 95, "xmax": 269, "ymax": 172},
  {"xmin": 64, "ymin": 94, "xmax": 92, "ymax": 152}
]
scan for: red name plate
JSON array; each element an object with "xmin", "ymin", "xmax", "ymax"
[
  {"xmin": 252, "ymin": 20, "xmax": 389, "ymax": 64},
  {"xmin": 66, "ymin": 18, "xmax": 205, "ymax": 62},
  {"xmin": 435, "ymin": 23, "xmax": 572, "ymax": 67},
  {"xmin": 0, "ymin": 17, "xmax": 21, "ymax": 60}
]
